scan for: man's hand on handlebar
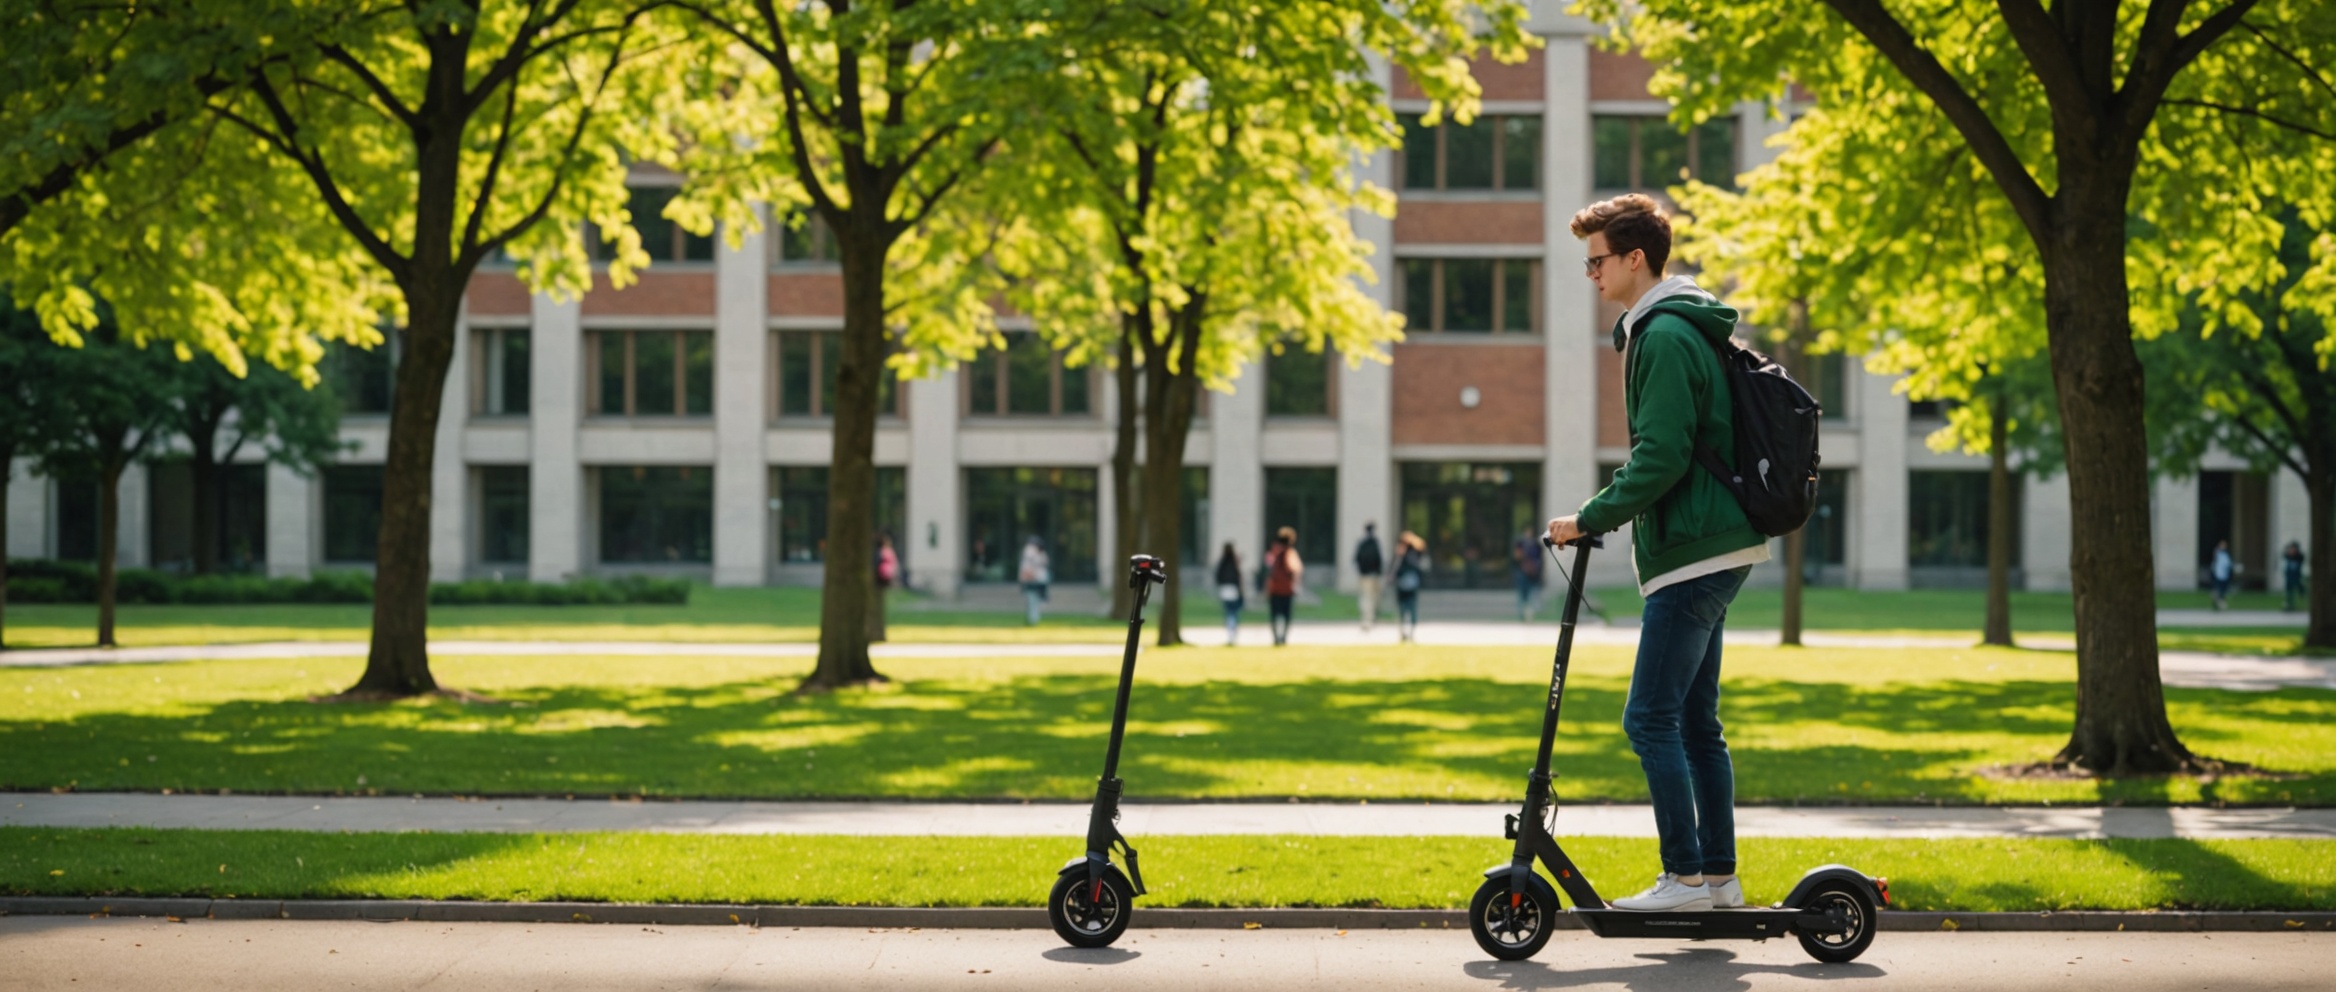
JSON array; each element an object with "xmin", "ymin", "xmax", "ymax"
[{"xmin": 1545, "ymin": 515, "xmax": 1584, "ymax": 548}]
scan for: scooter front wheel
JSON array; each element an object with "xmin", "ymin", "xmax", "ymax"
[
  {"xmin": 1049, "ymin": 866, "xmax": 1134, "ymax": 948},
  {"xmin": 1469, "ymin": 874, "xmax": 1559, "ymax": 961}
]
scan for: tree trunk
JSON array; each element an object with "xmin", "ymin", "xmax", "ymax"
[
  {"xmin": 1983, "ymin": 401, "xmax": 2014, "ymax": 647},
  {"xmin": 96, "ymin": 456, "xmax": 123, "ymax": 648},
  {"xmin": 346, "ymin": 279, "xmax": 460, "ymax": 697},
  {"xmin": 1, "ymin": 447, "xmax": 11, "ymax": 650},
  {"xmin": 802, "ymin": 223, "xmax": 889, "ymax": 691},
  {"xmin": 1109, "ymin": 333, "xmax": 1141, "ymax": 621},
  {"xmin": 1139, "ymin": 301, "xmax": 1205, "ymax": 647},
  {"xmin": 1778, "ymin": 309, "xmax": 1806, "ymax": 646},
  {"xmin": 2305, "ymin": 464, "xmax": 2336, "ymax": 649},
  {"xmin": 2044, "ymin": 194, "xmax": 2198, "ymax": 775}
]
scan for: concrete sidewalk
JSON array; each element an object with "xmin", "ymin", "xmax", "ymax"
[
  {"xmin": 7, "ymin": 632, "xmax": 2332, "ymax": 691},
  {"xmin": 8, "ymin": 792, "xmax": 2332, "ymax": 840}
]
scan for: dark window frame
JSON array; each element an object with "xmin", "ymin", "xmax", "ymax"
[
  {"xmin": 597, "ymin": 464, "xmax": 715, "ymax": 564},
  {"xmin": 1396, "ymin": 258, "xmax": 1542, "ymax": 334},
  {"xmin": 1591, "ymin": 114, "xmax": 1740, "ymax": 191},
  {"xmin": 1397, "ymin": 113, "xmax": 1543, "ymax": 192},
  {"xmin": 472, "ymin": 325, "xmax": 531, "ymax": 417},
  {"xmin": 476, "ymin": 465, "xmax": 530, "ymax": 566},
  {"xmin": 1264, "ymin": 348, "xmax": 1339, "ymax": 418},
  {"xmin": 769, "ymin": 329, "xmax": 904, "ymax": 420},
  {"xmin": 773, "ymin": 210, "xmax": 842, "ymax": 267},
  {"xmin": 587, "ymin": 329, "xmax": 716, "ymax": 417},
  {"xmin": 590, "ymin": 186, "xmax": 715, "ymax": 264},
  {"xmin": 962, "ymin": 332, "xmax": 1093, "ymax": 418}
]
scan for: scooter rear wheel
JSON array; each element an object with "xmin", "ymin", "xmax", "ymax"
[
  {"xmin": 1793, "ymin": 879, "xmax": 1877, "ymax": 963},
  {"xmin": 1049, "ymin": 867, "xmax": 1134, "ymax": 948},
  {"xmin": 1469, "ymin": 874, "xmax": 1559, "ymax": 961}
]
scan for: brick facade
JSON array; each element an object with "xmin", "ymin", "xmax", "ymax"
[
  {"xmin": 1390, "ymin": 342, "xmax": 1546, "ymax": 446},
  {"xmin": 1393, "ymin": 201, "xmax": 1545, "ymax": 245}
]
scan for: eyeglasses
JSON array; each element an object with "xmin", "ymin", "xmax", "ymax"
[{"xmin": 1583, "ymin": 251, "xmax": 1632, "ymax": 275}]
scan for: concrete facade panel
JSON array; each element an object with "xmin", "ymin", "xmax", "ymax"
[{"xmin": 577, "ymin": 426, "xmax": 719, "ymax": 464}]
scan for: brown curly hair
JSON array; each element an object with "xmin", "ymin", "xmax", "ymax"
[{"xmin": 1569, "ymin": 193, "xmax": 1672, "ymax": 277}]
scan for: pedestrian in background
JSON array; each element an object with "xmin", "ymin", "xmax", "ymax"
[
  {"xmin": 1393, "ymin": 531, "xmax": 1427, "ymax": 643},
  {"xmin": 1512, "ymin": 528, "xmax": 1546, "ymax": 621},
  {"xmin": 1214, "ymin": 542, "xmax": 1245, "ymax": 646},
  {"xmin": 1354, "ymin": 522, "xmax": 1385, "ymax": 632},
  {"xmin": 1019, "ymin": 535, "xmax": 1051, "ymax": 625},
  {"xmin": 2210, "ymin": 540, "xmax": 2234, "ymax": 611},
  {"xmin": 2284, "ymin": 540, "xmax": 2306, "ymax": 612},
  {"xmin": 871, "ymin": 532, "xmax": 899, "ymax": 641},
  {"xmin": 1266, "ymin": 526, "xmax": 1304, "ymax": 646}
]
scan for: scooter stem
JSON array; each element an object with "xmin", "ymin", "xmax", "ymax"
[
  {"xmin": 1532, "ymin": 537, "xmax": 1597, "ymax": 779},
  {"xmin": 1099, "ymin": 568, "xmax": 1154, "ymax": 783}
]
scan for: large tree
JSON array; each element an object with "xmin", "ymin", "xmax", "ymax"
[
  {"xmin": 664, "ymin": 0, "xmax": 1058, "ymax": 690},
  {"xmin": 1634, "ymin": 0, "xmax": 2336, "ymax": 775},
  {"xmin": 1001, "ymin": 0, "xmax": 1528, "ymax": 645},
  {"xmin": 0, "ymin": 297, "xmax": 68, "ymax": 649},
  {"xmin": 194, "ymin": 0, "xmax": 673, "ymax": 697}
]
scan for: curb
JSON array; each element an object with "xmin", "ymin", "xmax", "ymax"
[{"xmin": 5, "ymin": 899, "xmax": 2333, "ymax": 933}]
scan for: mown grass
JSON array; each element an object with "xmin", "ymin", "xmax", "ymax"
[
  {"xmin": 3, "ymin": 828, "xmax": 2330, "ymax": 912},
  {"xmin": 5, "ymin": 646, "xmax": 2329, "ymax": 805}
]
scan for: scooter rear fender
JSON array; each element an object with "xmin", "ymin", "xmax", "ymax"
[{"xmin": 1778, "ymin": 864, "xmax": 1887, "ymax": 909}]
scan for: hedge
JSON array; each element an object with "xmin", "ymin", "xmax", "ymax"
[{"xmin": 2, "ymin": 560, "xmax": 689, "ymax": 606}]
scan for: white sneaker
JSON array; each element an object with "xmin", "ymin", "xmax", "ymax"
[
  {"xmin": 1709, "ymin": 876, "xmax": 1745, "ymax": 909},
  {"xmin": 1612, "ymin": 873, "xmax": 1713, "ymax": 912}
]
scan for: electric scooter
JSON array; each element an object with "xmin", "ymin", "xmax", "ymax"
[
  {"xmin": 1469, "ymin": 534, "xmax": 1889, "ymax": 963},
  {"xmin": 1048, "ymin": 553, "xmax": 1169, "ymax": 948}
]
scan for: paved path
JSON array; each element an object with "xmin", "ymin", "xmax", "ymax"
[
  {"xmin": 3, "ymin": 917, "xmax": 2325, "ymax": 992},
  {"xmin": 8, "ymin": 792, "xmax": 2332, "ymax": 840},
  {"xmin": 8, "ymin": 631, "xmax": 2333, "ymax": 691}
]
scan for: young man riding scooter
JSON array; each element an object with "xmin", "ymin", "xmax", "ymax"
[{"xmin": 1545, "ymin": 193, "xmax": 1769, "ymax": 913}]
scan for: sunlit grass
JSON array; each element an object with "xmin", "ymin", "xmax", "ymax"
[
  {"xmin": 4, "ymin": 828, "xmax": 2331, "ymax": 912},
  {"xmin": 4, "ymin": 645, "xmax": 2329, "ymax": 805}
]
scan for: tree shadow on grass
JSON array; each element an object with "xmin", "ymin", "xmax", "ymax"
[{"xmin": 0, "ymin": 674, "xmax": 2110, "ymax": 803}]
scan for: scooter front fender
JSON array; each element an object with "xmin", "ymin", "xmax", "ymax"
[
  {"xmin": 1481, "ymin": 861, "xmax": 1532, "ymax": 881},
  {"xmin": 1778, "ymin": 864, "xmax": 1886, "ymax": 909}
]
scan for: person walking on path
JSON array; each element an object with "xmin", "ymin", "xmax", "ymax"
[
  {"xmin": 1214, "ymin": 542, "xmax": 1246, "ymax": 646},
  {"xmin": 1265, "ymin": 526, "xmax": 1304, "ymax": 646},
  {"xmin": 1354, "ymin": 523, "xmax": 1385, "ymax": 632},
  {"xmin": 1545, "ymin": 193, "xmax": 1769, "ymax": 914},
  {"xmin": 1392, "ymin": 531, "xmax": 1428, "ymax": 643},
  {"xmin": 2210, "ymin": 540, "xmax": 2235, "ymax": 611},
  {"xmin": 2283, "ymin": 541, "xmax": 2305, "ymax": 612},
  {"xmin": 1018, "ymin": 536, "xmax": 1051, "ymax": 626},
  {"xmin": 870, "ymin": 533, "xmax": 899, "ymax": 641},
  {"xmin": 1512, "ymin": 529, "xmax": 1545, "ymax": 621}
]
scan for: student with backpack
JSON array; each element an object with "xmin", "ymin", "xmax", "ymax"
[
  {"xmin": 1512, "ymin": 530, "xmax": 1545, "ymax": 621},
  {"xmin": 1392, "ymin": 531, "xmax": 1427, "ymax": 643},
  {"xmin": 1264, "ymin": 526, "xmax": 1304, "ymax": 646},
  {"xmin": 1544, "ymin": 193, "xmax": 1814, "ymax": 914}
]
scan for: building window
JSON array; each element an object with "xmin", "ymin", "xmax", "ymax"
[
  {"xmin": 477, "ymin": 466, "xmax": 529, "ymax": 565},
  {"xmin": 1398, "ymin": 258, "xmax": 1539, "ymax": 334},
  {"xmin": 322, "ymin": 465, "xmax": 384, "ymax": 563},
  {"xmin": 771, "ymin": 330, "xmax": 901, "ymax": 418},
  {"xmin": 1800, "ymin": 468, "xmax": 1850, "ymax": 580},
  {"xmin": 1398, "ymin": 461, "xmax": 1541, "ymax": 589},
  {"xmin": 53, "ymin": 475, "xmax": 100, "ymax": 562},
  {"xmin": 1804, "ymin": 351, "xmax": 1848, "ymax": 421},
  {"xmin": 965, "ymin": 333, "xmax": 1091, "ymax": 416},
  {"xmin": 774, "ymin": 211, "xmax": 841, "ymax": 266},
  {"xmin": 771, "ymin": 466, "xmax": 906, "ymax": 564},
  {"xmin": 327, "ymin": 339, "xmax": 395, "ymax": 416},
  {"xmin": 592, "ymin": 187, "xmax": 714, "ymax": 263},
  {"xmin": 1265, "ymin": 349, "xmax": 1334, "ymax": 417},
  {"xmin": 474, "ymin": 327, "xmax": 530, "ymax": 416},
  {"xmin": 964, "ymin": 467, "xmax": 1098, "ymax": 583},
  {"xmin": 1909, "ymin": 470, "xmax": 2018, "ymax": 571},
  {"xmin": 145, "ymin": 462, "xmax": 267, "ymax": 573},
  {"xmin": 1592, "ymin": 115, "xmax": 1738, "ymax": 191},
  {"xmin": 590, "ymin": 330, "xmax": 714, "ymax": 416},
  {"xmin": 1180, "ymin": 466, "xmax": 1210, "ymax": 567},
  {"xmin": 599, "ymin": 465, "xmax": 713, "ymax": 563},
  {"xmin": 1908, "ymin": 397, "xmax": 1955, "ymax": 420},
  {"xmin": 1263, "ymin": 467, "xmax": 1338, "ymax": 581},
  {"xmin": 1399, "ymin": 114, "xmax": 1541, "ymax": 191}
]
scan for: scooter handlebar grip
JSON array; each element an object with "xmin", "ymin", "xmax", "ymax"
[{"xmin": 1541, "ymin": 534, "xmax": 1606, "ymax": 550}]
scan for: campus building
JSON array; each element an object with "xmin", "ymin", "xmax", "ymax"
[{"xmin": 5, "ymin": 4, "xmax": 2308, "ymax": 598}]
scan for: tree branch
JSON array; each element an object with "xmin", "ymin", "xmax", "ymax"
[
  {"xmin": 2165, "ymin": 98, "xmax": 2336, "ymax": 141},
  {"xmin": 1816, "ymin": 0, "xmax": 2053, "ymax": 244},
  {"xmin": 2239, "ymin": 19, "xmax": 2336, "ymax": 104},
  {"xmin": 318, "ymin": 43, "xmax": 420, "ymax": 128},
  {"xmin": 219, "ymin": 79, "xmax": 408, "ymax": 280},
  {"xmin": 1992, "ymin": 0, "xmax": 2095, "ymax": 113}
]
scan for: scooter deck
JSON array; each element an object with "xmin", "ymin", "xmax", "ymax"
[{"xmin": 1573, "ymin": 907, "xmax": 1833, "ymax": 941}]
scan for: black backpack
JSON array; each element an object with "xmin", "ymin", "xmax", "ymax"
[{"xmin": 1695, "ymin": 338, "xmax": 1823, "ymax": 537}]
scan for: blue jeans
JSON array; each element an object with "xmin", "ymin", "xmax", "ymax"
[
  {"xmin": 1222, "ymin": 599, "xmax": 1242, "ymax": 642},
  {"xmin": 1624, "ymin": 565, "xmax": 1750, "ymax": 877}
]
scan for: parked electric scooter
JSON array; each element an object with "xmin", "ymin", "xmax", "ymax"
[
  {"xmin": 1469, "ymin": 534, "xmax": 1888, "ymax": 963},
  {"xmin": 1048, "ymin": 553, "xmax": 1169, "ymax": 948}
]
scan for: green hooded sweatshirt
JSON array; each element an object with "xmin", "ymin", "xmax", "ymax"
[{"xmin": 1575, "ymin": 292, "xmax": 1767, "ymax": 588}]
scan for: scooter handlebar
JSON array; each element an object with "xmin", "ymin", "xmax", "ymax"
[{"xmin": 1542, "ymin": 534, "xmax": 1605, "ymax": 551}]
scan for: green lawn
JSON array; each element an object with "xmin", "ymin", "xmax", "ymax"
[
  {"xmin": 4, "ymin": 828, "xmax": 2330, "ymax": 912},
  {"xmin": 6, "ymin": 646, "xmax": 2328, "ymax": 805},
  {"xmin": 1592, "ymin": 585, "xmax": 2301, "ymax": 634}
]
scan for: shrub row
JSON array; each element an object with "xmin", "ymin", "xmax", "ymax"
[{"xmin": 3, "ymin": 560, "xmax": 689, "ymax": 606}]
